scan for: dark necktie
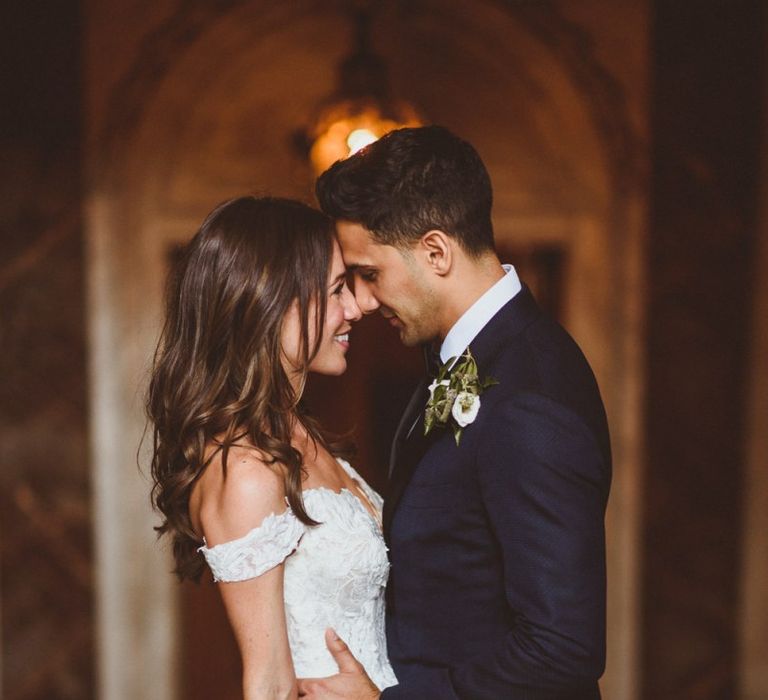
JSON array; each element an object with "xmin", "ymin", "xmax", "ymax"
[{"xmin": 423, "ymin": 342, "xmax": 442, "ymax": 378}]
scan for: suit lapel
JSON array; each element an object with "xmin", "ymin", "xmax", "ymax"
[
  {"xmin": 388, "ymin": 377, "xmax": 429, "ymax": 478},
  {"xmin": 384, "ymin": 377, "xmax": 430, "ymax": 536}
]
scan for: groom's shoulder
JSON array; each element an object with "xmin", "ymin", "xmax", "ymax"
[
  {"xmin": 494, "ymin": 308, "xmax": 591, "ymax": 378},
  {"xmin": 477, "ymin": 318, "xmax": 610, "ymax": 465},
  {"xmin": 489, "ymin": 310, "xmax": 605, "ymax": 421}
]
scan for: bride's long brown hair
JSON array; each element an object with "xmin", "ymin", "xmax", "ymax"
[{"xmin": 147, "ymin": 196, "xmax": 341, "ymax": 581}]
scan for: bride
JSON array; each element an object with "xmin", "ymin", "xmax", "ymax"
[{"xmin": 146, "ymin": 196, "xmax": 397, "ymax": 698}]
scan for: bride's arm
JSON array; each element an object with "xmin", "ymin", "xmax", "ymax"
[
  {"xmin": 219, "ymin": 566, "xmax": 297, "ymax": 700},
  {"xmin": 194, "ymin": 449, "xmax": 299, "ymax": 700}
]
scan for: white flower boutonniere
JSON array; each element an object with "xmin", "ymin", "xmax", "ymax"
[{"xmin": 424, "ymin": 348, "xmax": 498, "ymax": 445}]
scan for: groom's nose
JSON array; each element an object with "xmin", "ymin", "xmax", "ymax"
[
  {"xmin": 343, "ymin": 286, "xmax": 363, "ymax": 322},
  {"xmin": 354, "ymin": 280, "xmax": 380, "ymax": 315}
]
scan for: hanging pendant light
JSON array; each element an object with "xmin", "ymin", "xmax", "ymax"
[{"xmin": 299, "ymin": 4, "xmax": 423, "ymax": 175}]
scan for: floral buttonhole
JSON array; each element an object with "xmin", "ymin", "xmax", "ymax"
[{"xmin": 424, "ymin": 348, "xmax": 498, "ymax": 446}]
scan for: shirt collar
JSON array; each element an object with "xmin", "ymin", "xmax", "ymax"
[{"xmin": 439, "ymin": 264, "xmax": 522, "ymax": 364}]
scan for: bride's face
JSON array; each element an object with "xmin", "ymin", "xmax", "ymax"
[{"xmin": 281, "ymin": 241, "xmax": 361, "ymax": 380}]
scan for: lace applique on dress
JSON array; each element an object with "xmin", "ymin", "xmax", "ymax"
[
  {"xmin": 197, "ymin": 509, "xmax": 304, "ymax": 583},
  {"xmin": 282, "ymin": 459, "xmax": 397, "ymax": 690}
]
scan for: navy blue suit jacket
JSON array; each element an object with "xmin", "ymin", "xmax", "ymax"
[{"xmin": 381, "ymin": 287, "xmax": 611, "ymax": 700}]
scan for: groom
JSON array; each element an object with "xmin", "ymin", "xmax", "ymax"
[{"xmin": 299, "ymin": 126, "xmax": 611, "ymax": 699}]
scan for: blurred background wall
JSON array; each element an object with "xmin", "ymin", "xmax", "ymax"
[
  {"xmin": 0, "ymin": 1, "xmax": 765, "ymax": 699},
  {"xmin": 0, "ymin": 2, "xmax": 92, "ymax": 698}
]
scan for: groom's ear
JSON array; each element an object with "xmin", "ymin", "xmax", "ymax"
[{"xmin": 419, "ymin": 230, "xmax": 452, "ymax": 277}]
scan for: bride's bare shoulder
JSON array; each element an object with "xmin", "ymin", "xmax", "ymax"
[{"xmin": 191, "ymin": 442, "xmax": 287, "ymax": 546}]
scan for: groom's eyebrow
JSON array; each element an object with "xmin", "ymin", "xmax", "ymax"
[{"xmin": 329, "ymin": 271, "xmax": 346, "ymax": 286}]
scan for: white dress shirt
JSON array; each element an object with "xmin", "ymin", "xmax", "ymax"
[{"xmin": 439, "ymin": 264, "xmax": 522, "ymax": 365}]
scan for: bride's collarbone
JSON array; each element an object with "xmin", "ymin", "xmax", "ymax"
[
  {"xmin": 301, "ymin": 456, "xmax": 379, "ymax": 521},
  {"xmin": 301, "ymin": 454, "xmax": 351, "ymax": 494}
]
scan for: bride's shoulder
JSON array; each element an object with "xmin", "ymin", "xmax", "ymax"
[{"xmin": 191, "ymin": 443, "xmax": 287, "ymax": 547}]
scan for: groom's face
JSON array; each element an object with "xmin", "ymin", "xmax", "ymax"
[{"xmin": 336, "ymin": 220, "xmax": 440, "ymax": 347}]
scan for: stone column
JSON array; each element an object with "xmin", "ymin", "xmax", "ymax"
[{"xmin": 87, "ymin": 196, "xmax": 180, "ymax": 700}]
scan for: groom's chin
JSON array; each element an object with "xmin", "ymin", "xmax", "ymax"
[{"xmin": 398, "ymin": 329, "xmax": 423, "ymax": 348}]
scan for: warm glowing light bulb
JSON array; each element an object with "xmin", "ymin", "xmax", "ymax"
[{"xmin": 346, "ymin": 128, "xmax": 378, "ymax": 154}]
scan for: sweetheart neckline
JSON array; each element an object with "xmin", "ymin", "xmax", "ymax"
[{"xmin": 302, "ymin": 485, "xmax": 382, "ymax": 529}]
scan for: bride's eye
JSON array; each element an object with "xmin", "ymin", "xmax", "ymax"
[{"xmin": 332, "ymin": 281, "xmax": 345, "ymax": 296}]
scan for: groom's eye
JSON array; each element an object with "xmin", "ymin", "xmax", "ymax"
[{"xmin": 359, "ymin": 269, "xmax": 378, "ymax": 283}]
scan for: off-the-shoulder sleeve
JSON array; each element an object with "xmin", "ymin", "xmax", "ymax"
[{"xmin": 197, "ymin": 508, "xmax": 305, "ymax": 582}]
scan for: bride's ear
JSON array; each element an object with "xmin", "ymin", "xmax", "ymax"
[{"xmin": 419, "ymin": 230, "xmax": 452, "ymax": 277}]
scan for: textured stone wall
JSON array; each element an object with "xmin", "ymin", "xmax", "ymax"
[
  {"xmin": 643, "ymin": 2, "xmax": 766, "ymax": 697},
  {"xmin": 0, "ymin": 3, "xmax": 93, "ymax": 699}
]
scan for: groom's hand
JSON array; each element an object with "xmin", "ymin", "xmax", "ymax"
[{"xmin": 297, "ymin": 629, "xmax": 381, "ymax": 699}]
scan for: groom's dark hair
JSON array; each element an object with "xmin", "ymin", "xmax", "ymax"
[{"xmin": 315, "ymin": 125, "xmax": 495, "ymax": 256}]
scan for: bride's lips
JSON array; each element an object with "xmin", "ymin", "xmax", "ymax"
[{"xmin": 334, "ymin": 330, "xmax": 350, "ymax": 350}]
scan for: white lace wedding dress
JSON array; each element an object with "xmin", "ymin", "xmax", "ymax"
[{"xmin": 198, "ymin": 458, "xmax": 398, "ymax": 691}]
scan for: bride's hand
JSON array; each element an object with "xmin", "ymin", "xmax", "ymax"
[{"xmin": 296, "ymin": 629, "xmax": 381, "ymax": 699}]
